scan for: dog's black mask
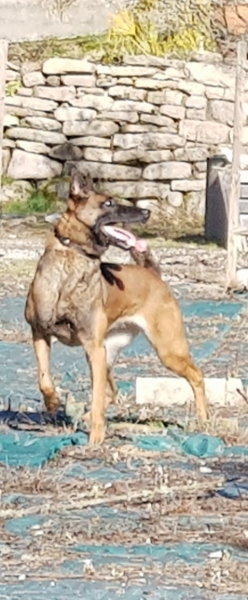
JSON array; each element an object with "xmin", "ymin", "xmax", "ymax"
[{"xmin": 93, "ymin": 202, "xmax": 150, "ymax": 251}]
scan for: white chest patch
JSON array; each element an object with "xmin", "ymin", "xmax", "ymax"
[{"xmin": 105, "ymin": 314, "xmax": 148, "ymax": 366}]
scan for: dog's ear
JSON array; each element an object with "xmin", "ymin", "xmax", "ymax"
[{"xmin": 69, "ymin": 169, "xmax": 94, "ymax": 201}]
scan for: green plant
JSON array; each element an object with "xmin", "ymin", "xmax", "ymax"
[
  {"xmin": 5, "ymin": 80, "xmax": 21, "ymax": 96},
  {"xmin": 8, "ymin": 0, "xmax": 218, "ymax": 65},
  {"xmin": 2, "ymin": 190, "xmax": 57, "ymax": 216}
]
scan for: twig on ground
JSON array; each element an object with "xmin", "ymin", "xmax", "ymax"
[{"xmin": 0, "ymin": 479, "xmax": 224, "ymax": 519}]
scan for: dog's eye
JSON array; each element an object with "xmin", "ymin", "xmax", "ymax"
[{"xmin": 104, "ymin": 199, "xmax": 114, "ymax": 208}]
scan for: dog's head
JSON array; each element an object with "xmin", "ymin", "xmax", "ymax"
[{"xmin": 53, "ymin": 169, "xmax": 150, "ymax": 255}]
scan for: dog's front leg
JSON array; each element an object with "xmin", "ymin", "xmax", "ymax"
[
  {"xmin": 80, "ymin": 313, "xmax": 108, "ymax": 445},
  {"xmin": 32, "ymin": 329, "xmax": 60, "ymax": 413}
]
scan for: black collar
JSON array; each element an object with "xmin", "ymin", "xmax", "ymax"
[{"xmin": 55, "ymin": 233, "xmax": 100, "ymax": 260}]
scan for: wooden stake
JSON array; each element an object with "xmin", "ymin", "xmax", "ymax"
[
  {"xmin": 0, "ymin": 40, "xmax": 8, "ymax": 206},
  {"xmin": 225, "ymin": 40, "xmax": 247, "ymax": 289}
]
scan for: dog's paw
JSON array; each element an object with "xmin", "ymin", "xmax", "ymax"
[
  {"xmin": 89, "ymin": 421, "xmax": 106, "ymax": 446},
  {"xmin": 44, "ymin": 393, "xmax": 60, "ymax": 413}
]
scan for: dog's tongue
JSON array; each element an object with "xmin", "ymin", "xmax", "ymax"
[
  {"xmin": 134, "ymin": 238, "xmax": 147, "ymax": 252},
  {"xmin": 103, "ymin": 226, "xmax": 147, "ymax": 252}
]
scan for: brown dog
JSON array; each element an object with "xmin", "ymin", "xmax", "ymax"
[{"xmin": 25, "ymin": 170, "xmax": 208, "ymax": 445}]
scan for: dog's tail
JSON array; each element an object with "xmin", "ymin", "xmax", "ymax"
[{"xmin": 130, "ymin": 246, "xmax": 161, "ymax": 277}]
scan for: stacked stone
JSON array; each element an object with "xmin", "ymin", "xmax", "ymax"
[{"xmin": 3, "ymin": 53, "xmax": 243, "ymax": 221}]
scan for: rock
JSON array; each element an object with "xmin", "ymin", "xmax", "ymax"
[
  {"xmin": 34, "ymin": 86, "xmax": 75, "ymax": 102},
  {"xmin": 113, "ymin": 149, "xmax": 171, "ymax": 163},
  {"xmin": 84, "ymin": 148, "xmax": 112, "ymax": 163},
  {"xmin": 241, "ymin": 127, "xmax": 248, "ymax": 145},
  {"xmin": 179, "ymin": 120, "xmax": 229, "ymax": 144},
  {"xmin": 77, "ymin": 87, "xmax": 106, "ymax": 97},
  {"xmin": 195, "ymin": 161, "xmax": 207, "ymax": 172},
  {"xmin": 22, "ymin": 71, "xmax": 45, "ymax": 87},
  {"xmin": 135, "ymin": 77, "xmax": 177, "ymax": 89},
  {"xmin": 66, "ymin": 161, "xmax": 141, "ymax": 181},
  {"xmin": 167, "ymin": 191, "xmax": 183, "ymax": 207},
  {"xmin": 112, "ymin": 100, "xmax": 155, "ymax": 114},
  {"xmin": 185, "ymin": 190, "xmax": 205, "ymax": 219},
  {"xmin": 46, "ymin": 76, "xmax": 61, "ymax": 87},
  {"xmin": 55, "ymin": 106, "xmax": 97, "ymax": 122},
  {"xmin": 187, "ymin": 62, "xmax": 235, "ymax": 88},
  {"xmin": 17, "ymin": 88, "xmax": 33, "ymax": 97},
  {"xmin": 7, "ymin": 150, "xmax": 62, "ymax": 180},
  {"xmin": 174, "ymin": 145, "xmax": 209, "ymax": 161},
  {"xmin": 121, "ymin": 124, "xmax": 158, "ymax": 133},
  {"xmin": 43, "ymin": 58, "xmax": 95, "ymax": 75},
  {"xmin": 160, "ymin": 105, "xmax": 185, "ymax": 119},
  {"xmin": 205, "ymin": 86, "xmax": 224, "ymax": 100},
  {"xmin": 209, "ymin": 100, "xmax": 234, "ymax": 126},
  {"xmin": 113, "ymin": 132, "xmax": 185, "ymax": 150},
  {"xmin": 177, "ymin": 81, "xmax": 205, "ymax": 95},
  {"xmin": 122, "ymin": 55, "xmax": 184, "ymax": 68},
  {"xmin": 96, "ymin": 76, "xmax": 117, "ymax": 88},
  {"xmin": 70, "ymin": 136, "xmax": 111, "ymax": 148},
  {"xmin": 190, "ymin": 50, "xmax": 223, "ymax": 64},
  {"xmin": 100, "ymin": 181, "xmax": 170, "ymax": 199},
  {"xmin": 3, "ymin": 138, "xmax": 15, "ymax": 148},
  {"xmin": 195, "ymin": 172, "xmax": 206, "ymax": 180},
  {"xmin": 108, "ymin": 86, "xmax": 146, "ymax": 101},
  {"xmin": 61, "ymin": 75, "xmax": 95, "ymax": 87},
  {"xmin": 1, "ymin": 180, "xmax": 34, "ymax": 203},
  {"xmin": 143, "ymin": 162, "xmax": 191, "ymax": 180},
  {"xmin": 16, "ymin": 140, "xmax": 50, "ymax": 154},
  {"xmin": 63, "ymin": 120, "xmax": 119, "ymax": 137},
  {"xmin": 7, "ymin": 61, "xmax": 20, "ymax": 73},
  {"xmin": 147, "ymin": 90, "xmax": 184, "ymax": 105},
  {"xmin": 171, "ymin": 179, "xmax": 206, "ymax": 192},
  {"xmin": 70, "ymin": 95, "xmax": 113, "ymax": 110},
  {"xmin": 6, "ymin": 127, "xmax": 66, "ymax": 145},
  {"xmin": 140, "ymin": 113, "xmax": 175, "ymax": 128},
  {"xmin": 5, "ymin": 69, "xmax": 20, "ymax": 82},
  {"xmin": 49, "ymin": 143, "xmax": 83, "ymax": 161},
  {"xmin": 98, "ymin": 111, "xmax": 139, "ymax": 123},
  {"xmin": 5, "ymin": 95, "xmax": 58, "ymax": 112},
  {"xmin": 185, "ymin": 96, "xmax": 207, "ymax": 109},
  {"xmin": 96, "ymin": 65, "xmax": 156, "ymax": 77},
  {"xmin": 136, "ymin": 199, "xmax": 159, "ymax": 214},
  {"xmin": 3, "ymin": 114, "xmax": 19, "ymax": 127},
  {"xmin": 2, "ymin": 148, "xmax": 11, "ymax": 173},
  {"xmin": 21, "ymin": 62, "xmax": 41, "ymax": 75},
  {"xmin": 5, "ymin": 106, "xmax": 51, "ymax": 118},
  {"xmin": 21, "ymin": 116, "xmax": 62, "ymax": 131},
  {"xmin": 118, "ymin": 77, "xmax": 134, "ymax": 85},
  {"xmin": 186, "ymin": 108, "xmax": 206, "ymax": 120}
]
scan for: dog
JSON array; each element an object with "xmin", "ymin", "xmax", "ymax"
[{"xmin": 25, "ymin": 169, "xmax": 208, "ymax": 445}]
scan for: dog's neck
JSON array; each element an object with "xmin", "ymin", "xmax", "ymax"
[{"xmin": 55, "ymin": 231, "xmax": 102, "ymax": 260}]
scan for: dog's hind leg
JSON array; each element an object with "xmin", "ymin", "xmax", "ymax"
[
  {"xmin": 32, "ymin": 330, "xmax": 60, "ymax": 413},
  {"xmin": 144, "ymin": 311, "xmax": 209, "ymax": 423}
]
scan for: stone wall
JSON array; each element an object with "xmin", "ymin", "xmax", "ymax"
[{"xmin": 3, "ymin": 53, "xmax": 244, "ymax": 228}]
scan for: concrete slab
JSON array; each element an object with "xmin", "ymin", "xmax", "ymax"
[{"xmin": 136, "ymin": 377, "xmax": 245, "ymax": 407}]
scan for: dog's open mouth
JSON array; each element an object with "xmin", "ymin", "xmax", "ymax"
[{"xmin": 101, "ymin": 225, "xmax": 147, "ymax": 252}]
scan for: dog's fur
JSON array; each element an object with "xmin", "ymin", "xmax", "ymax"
[{"xmin": 25, "ymin": 171, "xmax": 208, "ymax": 445}]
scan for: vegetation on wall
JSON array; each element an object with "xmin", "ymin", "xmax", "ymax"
[{"xmin": 8, "ymin": 0, "xmax": 222, "ymax": 65}]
